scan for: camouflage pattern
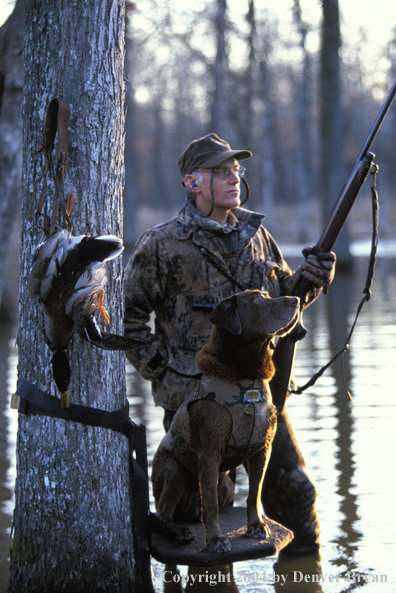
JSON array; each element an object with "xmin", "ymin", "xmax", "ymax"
[
  {"xmin": 191, "ymin": 375, "xmax": 276, "ymax": 464},
  {"xmin": 124, "ymin": 202, "xmax": 293, "ymax": 411},
  {"xmin": 124, "ymin": 201, "xmax": 322, "ymax": 552},
  {"xmin": 158, "ymin": 374, "xmax": 277, "ymax": 473}
]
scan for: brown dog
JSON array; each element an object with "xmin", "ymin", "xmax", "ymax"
[{"xmin": 152, "ymin": 290, "xmax": 300, "ymax": 553}]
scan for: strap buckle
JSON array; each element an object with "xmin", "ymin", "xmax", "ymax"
[{"xmin": 242, "ymin": 389, "xmax": 263, "ymax": 404}]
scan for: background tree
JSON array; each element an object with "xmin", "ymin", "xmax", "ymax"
[
  {"xmin": 320, "ymin": 0, "xmax": 348, "ymax": 262},
  {"xmin": 210, "ymin": 0, "xmax": 228, "ymax": 135},
  {"xmin": 239, "ymin": 0, "xmax": 261, "ymax": 213},
  {"xmin": 2, "ymin": 0, "xmax": 395, "ymax": 265},
  {"xmin": 124, "ymin": 2, "xmax": 139, "ymax": 247},
  {"xmin": 256, "ymin": 14, "xmax": 279, "ymax": 232},
  {"xmin": 293, "ymin": 0, "xmax": 316, "ymax": 242},
  {"xmin": 0, "ymin": 0, "xmax": 24, "ymax": 319},
  {"xmin": 122, "ymin": 0, "xmax": 396, "ymax": 253},
  {"xmin": 8, "ymin": 1, "xmax": 136, "ymax": 591}
]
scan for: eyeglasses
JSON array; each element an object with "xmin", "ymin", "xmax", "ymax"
[{"xmin": 197, "ymin": 165, "xmax": 246, "ymax": 180}]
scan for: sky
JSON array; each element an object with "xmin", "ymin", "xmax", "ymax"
[
  {"xmin": 1, "ymin": 0, "xmax": 396, "ymax": 35},
  {"xmin": 1, "ymin": 0, "xmax": 396, "ymax": 92},
  {"xmin": 0, "ymin": 0, "xmax": 12, "ymax": 27},
  {"xmin": 1, "ymin": 0, "xmax": 395, "ymax": 48}
]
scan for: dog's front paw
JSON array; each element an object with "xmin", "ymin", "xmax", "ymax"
[
  {"xmin": 245, "ymin": 520, "xmax": 271, "ymax": 539},
  {"xmin": 175, "ymin": 526, "xmax": 196, "ymax": 544},
  {"xmin": 206, "ymin": 535, "xmax": 232, "ymax": 553}
]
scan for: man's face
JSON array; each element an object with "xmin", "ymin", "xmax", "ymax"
[{"xmin": 185, "ymin": 157, "xmax": 242, "ymax": 223}]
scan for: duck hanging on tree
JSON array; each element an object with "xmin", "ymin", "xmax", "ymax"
[{"xmin": 28, "ymin": 228, "xmax": 145, "ymax": 408}]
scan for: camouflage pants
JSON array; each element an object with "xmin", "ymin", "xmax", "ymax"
[
  {"xmin": 263, "ymin": 405, "xmax": 321, "ymax": 555},
  {"xmin": 152, "ymin": 367, "xmax": 202, "ymax": 419}
]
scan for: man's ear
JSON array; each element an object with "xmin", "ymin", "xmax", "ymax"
[
  {"xmin": 184, "ymin": 174, "xmax": 199, "ymax": 192},
  {"xmin": 210, "ymin": 296, "xmax": 242, "ymax": 335}
]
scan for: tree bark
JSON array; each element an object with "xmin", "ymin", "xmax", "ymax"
[{"xmin": 8, "ymin": 1, "xmax": 135, "ymax": 591}]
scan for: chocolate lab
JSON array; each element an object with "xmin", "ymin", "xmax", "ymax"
[{"xmin": 152, "ymin": 289, "xmax": 300, "ymax": 552}]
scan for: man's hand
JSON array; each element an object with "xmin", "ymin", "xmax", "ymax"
[{"xmin": 300, "ymin": 245, "xmax": 336, "ymax": 289}]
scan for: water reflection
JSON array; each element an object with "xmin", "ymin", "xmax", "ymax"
[
  {"xmin": 162, "ymin": 565, "xmax": 239, "ymax": 592},
  {"xmin": 325, "ymin": 270, "xmax": 363, "ymax": 579},
  {"xmin": 1, "ymin": 257, "xmax": 396, "ymax": 592},
  {"xmin": 0, "ymin": 321, "xmax": 17, "ymax": 592}
]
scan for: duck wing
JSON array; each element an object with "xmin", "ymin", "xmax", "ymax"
[
  {"xmin": 29, "ymin": 230, "xmax": 124, "ymax": 303},
  {"xmin": 29, "ymin": 230, "xmax": 139, "ymax": 353},
  {"xmin": 79, "ymin": 316, "xmax": 146, "ymax": 350},
  {"xmin": 28, "ymin": 231, "xmax": 67, "ymax": 301},
  {"xmin": 59, "ymin": 234, "xmax": 123, "ymax": 279},
  {"xmin": 86, "ymin": 332, "xmax": 146, "ymax": 351}
]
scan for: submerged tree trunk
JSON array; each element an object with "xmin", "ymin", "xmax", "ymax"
[
  {"xmin": 320, "ymin": 0, "xmax": 349, "ymax": 263},
  {"xmin": 8, "ymin": 1, "xmax": 135, "ymax": 591}
]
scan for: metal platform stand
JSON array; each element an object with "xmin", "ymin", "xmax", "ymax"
[{"xmin": 150, "ymin": 506, "xmax": 293, "ymax": 567}]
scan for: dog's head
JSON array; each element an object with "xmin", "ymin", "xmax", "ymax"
[{"xmin": 210, "ymin": 290, "xmax": 300, "ymax": 341}]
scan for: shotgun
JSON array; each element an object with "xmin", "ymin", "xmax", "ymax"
[{"xmin": 270, "ymin": 80, "xmax": 396, "ymax": 411}]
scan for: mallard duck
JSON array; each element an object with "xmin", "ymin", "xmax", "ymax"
[{"xmin": 28, "ymin": 229, "xmax": 145, "ymax": 408}]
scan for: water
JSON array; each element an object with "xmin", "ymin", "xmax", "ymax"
[{"xmin": 1, "ymin": 255, "xmax": 395, "ymax": 592}]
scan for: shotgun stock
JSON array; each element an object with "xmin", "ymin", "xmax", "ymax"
[{"xmin": 270, "ymin": 80, "xmax": 396, "ymax": 411}]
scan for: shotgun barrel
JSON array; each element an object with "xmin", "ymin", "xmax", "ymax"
[{"xmin": 270, "ymin": 80, "xmax": 396, "ymax": 410}]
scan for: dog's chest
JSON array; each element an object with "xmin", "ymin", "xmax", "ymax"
[{"xmin": 191, "ymin": 375, "xmax": 274, "ymax": 462}]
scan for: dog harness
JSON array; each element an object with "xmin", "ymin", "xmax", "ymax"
[{"xmin": 188, "ymin": 374, "xmax": 276, "ymax": 464}]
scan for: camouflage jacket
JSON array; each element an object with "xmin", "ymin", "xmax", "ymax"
[{"xmin": 124, "ymin": 202, "xmax": 293, "ymax": 410}]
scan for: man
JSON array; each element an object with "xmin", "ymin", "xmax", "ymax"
[{"xmin": 124, "ymin": 133, "xmax": 336, "ymax": 554}]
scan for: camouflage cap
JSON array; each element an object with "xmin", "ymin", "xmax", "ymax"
[{"xmin": 178, "ymin": 133, "xmax": 252, "ymax": 176}]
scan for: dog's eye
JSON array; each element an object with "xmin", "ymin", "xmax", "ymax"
[{"xmin": 254, "ymin": 294, "xmax": 263, "ymax": 302}]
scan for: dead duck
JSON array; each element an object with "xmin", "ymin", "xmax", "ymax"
[{"xmin": 28, "ymin": 229, "xmax": 145, "ymax": 408}]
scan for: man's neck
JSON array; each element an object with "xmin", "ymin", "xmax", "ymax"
[{"xmin": 207, "ymin": 209, "xmax": 238, "ymax": 228}]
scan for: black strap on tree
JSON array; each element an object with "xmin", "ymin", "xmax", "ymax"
[
  {"xmin": 291, "ymin": 165, "xmax": 380, "ymax": 398},
  {"xmin": 14, "ymin": 378, "xmax": 158, "ymax": 592},
  {"xmin": 16, "ymin": 378, "xmax": 130, "ymax": 430}
]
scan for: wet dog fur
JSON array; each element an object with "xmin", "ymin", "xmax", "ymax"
[{"xmin": 152, "ymin": 290, "xmax": 300, "ymax": 552}]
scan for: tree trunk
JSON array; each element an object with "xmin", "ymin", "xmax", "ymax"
[
  {"xmin": 8, "ymin": 1, "xmax": 136, "ymax": 591},
  {"xmin": 258, "ymin": 33, "xmax": 279, "ymax": 232},
  {"xmin": 320, "ymin": 0, "xmax": 350, "ymax": 263},
  {"xmin": 210, "ymin": 0, "xmax": 228, "ymax": 135},
  {"xmin": 293, "ymin": 0, "xmax": 315, "ymax": 243},
  {"xmin": 0, "ymin": 0, "xmax": 24, "ymax": 319},
  {"xmin": 241, "ymin": 0, "xmax": 260, "ymax": 213},
  {"xmin": 123, "ymin": 6, "xmax": 138, "ymax": 249}
]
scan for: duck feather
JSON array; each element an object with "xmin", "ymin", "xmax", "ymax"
[{"xmin": 28, "ymin": 229, "xmax": 145, "ymax": 406}]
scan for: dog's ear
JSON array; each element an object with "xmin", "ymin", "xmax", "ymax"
[{"xmin": 210, "ymin": 296, "xmax": 242, "ymax": 335}]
